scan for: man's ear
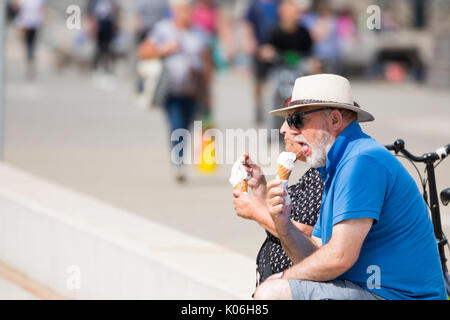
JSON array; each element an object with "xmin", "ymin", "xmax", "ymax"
[{"xmin": 330, "ymin": 110, "xmax": 343, "ymax": 131}]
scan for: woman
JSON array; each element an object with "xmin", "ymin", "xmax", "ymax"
[
  {"xmin": 138, "ymin": 0, "xmax": 213, "ymax": 182},
  {"xmin": 233, "ymin": 97, "xmax": 324, "ymax": 286}
]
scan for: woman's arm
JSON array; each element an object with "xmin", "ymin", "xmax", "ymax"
[
  {"xmin": 233, "ymin": 191, "xmax": 314, "ymax": 238},
  {"xmin": 138, "ymin": 39, "xmax": 178, "ymax": 60}
]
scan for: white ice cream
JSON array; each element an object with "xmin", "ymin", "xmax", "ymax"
[
  {"xmin": 229, "ymin": 160, "xmax": 248, "ymax": 187},
  {"xmin": 277, "ymin": 152, "xmax": 296, "ymax": 171}
]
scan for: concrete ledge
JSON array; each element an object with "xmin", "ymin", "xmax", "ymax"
[{"xmin": 0, "ymin": 163, "xmax": 255, "ymax": 299}]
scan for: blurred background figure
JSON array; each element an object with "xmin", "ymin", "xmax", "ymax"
[
  {"xmin": 138, "ymin": 0, "xmax": 213, "ymax": 182},
  {"xmin": 242, "ymin": 0, "xmax": 280, "ymax": 125},
  {"xmin": 258, "ymin": 0, "xmax": 314, "ymax": 135},
  {"xmin": 135, "ymin": 0, "xmax": 169, "ymax": 45},
  {"xmin": 6, "ymin": 0, "xmax": 19, "ymax": 24},
  {"xmin": 86, "ymin": 0, "xmax": 120, "ymax": 90},
  {"xmin": 13, "ymin": 0, "xmax": 46, "ymax": 80},
  {"xmin": 192, "ymin": 0, "xmax": 234, "ymax": 73},
  {"xmin": 302, "ymin": 0, "xmax": 339, "ymax": 73},
  {"xmin": 192, "ymin": 0, "xmax": 217, "ymax": 36}
]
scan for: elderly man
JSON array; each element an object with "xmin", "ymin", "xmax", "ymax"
[{"xmin": 254, "ymin": 74, "xmax": 446, "ymax": 300}]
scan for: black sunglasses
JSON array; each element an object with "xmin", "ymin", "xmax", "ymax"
[{"xmin": 286, "ymin": 107, "xmax": 331, "ymax": 129}]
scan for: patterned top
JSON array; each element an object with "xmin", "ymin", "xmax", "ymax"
[{"xmin": 256, "ymin": 168, "xmax": 324, "ymax": 286}]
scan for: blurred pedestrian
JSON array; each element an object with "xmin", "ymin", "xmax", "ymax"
[
  {"xmin": 302, "ymin": 0, "xmax": 340, "ymax": 73},
  {"xmin": 242, "ymin": 0, "xmax": 280, "ymax": 124},
  {"xmin": 191, "ymin": 0, "xmax": 234, "ymax": 109},
  {"xmin": 138, "ymin": 0, "xmax": 213, "ymax": 182},
  {"xmin": 86, "ymin": 0, "xmax": 120, "ymax": 86},
  {"xmin": 259, "ymin": 0, "xmax": 313, "ymax": 65},
  {"xmin": 7, "ymin": 0, "xmax": 19, "ymax": 24},
  {"xmin": 258, "ymin": 0, "xmax": 314, "ymax": 134},
  {"xmin": 135, "ymin": 0, "xmax": 169, "ymax": 45},
  {"xmin": 14, "ymin": 0, "xmax": 46, "ymax": 80}
]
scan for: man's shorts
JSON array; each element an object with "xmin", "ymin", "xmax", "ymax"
[{"xmin": 288, "ymin": 279, "xmax": 385, "ymax": 300}]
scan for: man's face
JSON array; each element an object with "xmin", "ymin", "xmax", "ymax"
[
  {"xmin": 173, "ymin": 4, "xmax": 192, "ymax": 26},
  {"xmin": 279, "ymin": 1, "xmax": 300, "ymax": 24},
  {"xmin": 283, "ymin": 106, "xmax": 336, "ymax": 168},
  {"xmin": 280, "ymin": 119, "xmax": 306, "ymax": 162}
]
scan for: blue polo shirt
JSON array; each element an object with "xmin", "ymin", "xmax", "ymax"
[{"xmin": 312, "ymin": 121, "xmax": 446, "ymax": 300}]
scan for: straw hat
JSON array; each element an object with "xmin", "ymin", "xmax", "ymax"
[{"xmin": 269, "ymin": 74, "xmax": 375, "ymax": 122}]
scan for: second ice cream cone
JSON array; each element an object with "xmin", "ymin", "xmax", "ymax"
[
  {"xmin": 233, "ymin": 180, "xmax": 248, "ymax": 192},
  {"xmin": 277, "ymin": 164, "xmax": 291, "ymax": 181}
]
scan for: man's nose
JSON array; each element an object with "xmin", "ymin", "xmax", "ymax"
[{"xmin": 280, "ymin": 120, "xmax": 288, "ymax": 134}]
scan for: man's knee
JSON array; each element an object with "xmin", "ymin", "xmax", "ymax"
[{"xmin": 253, "ymin": 279, "xmax": 292, "ymax": 300}]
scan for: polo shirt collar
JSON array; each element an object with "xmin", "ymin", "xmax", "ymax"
[{"xmin": 318, "ymin": 121, "xmax": 364, "ymax": 181}]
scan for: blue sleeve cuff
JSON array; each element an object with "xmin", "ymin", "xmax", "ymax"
[
  {"xmin": 312, "ymin": 228, "xmax": 321, "ymax": 238},
  {"xmin": 332, "ymin": 210, "xmax": 380, "ymax": 227}
]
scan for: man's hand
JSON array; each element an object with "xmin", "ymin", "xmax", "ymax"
[
  {"xmin": 233, "ymin": 191, "xmax": 265, "ymax": 220},
  {"xmin": 266, "ymin": 179, "xmax": 291, "ymax": 226},
  {"xmin": 266, "ymin": 272, "xmax": 283, "ymax": 281},
  {"xmin": 241, "ymin": 153, "xmax": 267, "ymax": 200}
]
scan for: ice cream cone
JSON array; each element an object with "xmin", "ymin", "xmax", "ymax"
[
  {"xmin": 233, "ymin": 180, "xmax": 248, "ymax": 193},
  {"xmin": 229, "ymin": 159, "xmax": 249, "ymax": 193},
  {"xmin": 277, "ymin": 164, "xmax": 291, "ymax": 181}
]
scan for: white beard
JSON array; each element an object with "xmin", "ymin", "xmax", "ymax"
[{"xmin": 294, "ymin": 129, "xmax": 336, "ymax": 168}]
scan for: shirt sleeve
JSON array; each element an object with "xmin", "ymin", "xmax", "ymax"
[
  {"xmin": 312, "ymin": 214, "xmax": 321, "ymax": 238},
  {"xmin": 244, "ymin": 0, "xmax": 257, "ymax": 24},
  {"xmin": 332, "ymin": 155, "xmax": 389, "ymax": 226},
  {"xmin": 148, "ymin": 21, "xmax": 168, "ymax": 46}
]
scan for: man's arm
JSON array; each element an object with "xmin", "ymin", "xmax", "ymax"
[
  {"xmin": 266, "ymin": 180, "xmax": 320, "ymax": 263},
  {"xmin": 276, "ymin": 219, "xmax": 320, "ymax": 264},
  {"xmin": 282, "ymin": 218, "xmax": 373, "ymax": 281}
]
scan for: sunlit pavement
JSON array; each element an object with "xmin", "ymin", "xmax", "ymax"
[{"xmin": 0, "ymin": 277, "xmax": 38, "ymax": 300}]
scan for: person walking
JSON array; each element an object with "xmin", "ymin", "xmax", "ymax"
[
  {"xmin": 86, "ymin": 0, "xmax": 120, "ymax": 89},
  {"xmin": 138, "ymin": 0, "xmax": 213, "ymax": 182},
  {"xmin": 242, "ymin": 0, "xmax": 280, "ymax": 124},
  {"xmin": 14, "ymin": 0, "xmax": 46, "ymax": 80}
]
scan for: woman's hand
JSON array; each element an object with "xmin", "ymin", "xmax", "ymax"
[
  {"xmin": 240, "ymin": 153, "xmax": 267, "ymax": 200},
  {"xmin": 233, "ymin": 191, "xmax": 265, "ymax": 221}
]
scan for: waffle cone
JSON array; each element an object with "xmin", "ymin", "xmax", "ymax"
[
  {"xmin": 277, "ymin": 164, "xmax": 291, "ymax": 180},
  {"xmin": 233, "ymin": 180, "xmax": 248, "ymax": 192}
]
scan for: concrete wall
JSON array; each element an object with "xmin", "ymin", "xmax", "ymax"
[{"xmin": 0, "ymin": 163, "xmax": 255, "ymax": 299}]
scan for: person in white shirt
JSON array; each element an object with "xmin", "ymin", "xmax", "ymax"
[{"xmin": 14, "ymin": 0, "xmax": 46, "ymax": 79}]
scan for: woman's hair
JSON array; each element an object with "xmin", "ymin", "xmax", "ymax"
[{"xmin": 283, "ymin": 96, "xmax": 292, "ymax": 109}]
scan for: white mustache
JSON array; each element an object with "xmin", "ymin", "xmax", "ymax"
[{"xmin": 293, "ymin": 135, "xmax": 309, "ymax": 145}]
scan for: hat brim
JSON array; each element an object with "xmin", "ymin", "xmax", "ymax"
[{"xmin": 269, "ymin": 102, "xmax": 375, "ymax": 123}]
